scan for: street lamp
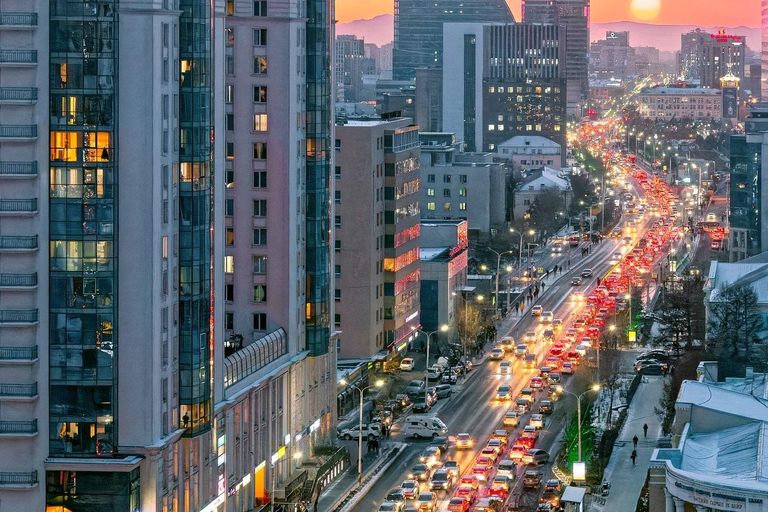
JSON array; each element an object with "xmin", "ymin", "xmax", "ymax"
[
  {"xmin": 452, "ymin": 292, "xmax": 483, "ymax": 358},
  {"xmin": 509, "ymin": 228, "xmax": 535, "ymax": 279},
  {"xmin": 338, "ymin": 378, "xmax": 385, "ymax": 487},
  {"xmin": 559, "ymin": 384, "xmax": 601, "ymax": 464},
  {"xmin": 488, "ymin": 248, "xmax": 515, "ymax": 312},
  {"xmin": 412, "ymin": 325, "xmax": 449, "ymax": 406}
]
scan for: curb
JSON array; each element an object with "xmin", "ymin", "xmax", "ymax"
[{"xmin": 328, "ymin": 442, "xmax": 406, "ymax": 512}]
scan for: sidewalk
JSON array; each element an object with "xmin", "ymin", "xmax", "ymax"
[{"xmin": 595, "ymin": 375, "xmax": 665, "ymax": 511}]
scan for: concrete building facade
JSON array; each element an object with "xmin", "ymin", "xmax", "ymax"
[
  {"xmin": 638, "ymin": 86, "xmax": 723, "ymax": 120},
  {"xmin": 494, "ymin": 135, "xmax": 562, "ymax": 171}
]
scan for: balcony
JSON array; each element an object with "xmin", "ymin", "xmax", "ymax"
[
  {"xmin": 0, "ymin": 309, "xmax": 38, "ymax": 326},
  {"xmin": 0, "ymin": 383, "xmax": 38, "ymax": 400},
  {"xmin": 0, "ymin": 419, "xmax": 37, "ymax": 437},
  {"xmin": 0, "ymin": 346, "xmax": 38, "ymax": 362},
  {"xmin": 0, "ymin": 50, "xmax": 37, "ymax": 66},
  {"xmin": 0, "ymin": 13, "xmax": 38, "ymax": 28},
  {"xmin": 0, "ymin": 125, "xmax": 37, "ymax": 140},
  {"xmin": 0, "ymin": 87, "xmax": 37, "ymax": 104},
  {"xmin": 0, "ymin": 199, "xmax": 37, "ymax": 216},
  {"xmin": 0, "ymin": 236, "xmax": 38, "ymax": 252},
  {"xmin": 0, "ymin": 161, "xmax": 37, "ymax": 178},
  {"xmin": 0, "ymin": 273, "xmax": 37, "ymax": 290},
  {"xmin": 0, "ymin": 470, "xmax": 38, "ymax": 489}
]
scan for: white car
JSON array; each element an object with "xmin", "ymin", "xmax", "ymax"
[
  {"xmin": 531, "ymin": 305, "xmax": 543, "ymax": 316},
  {"xmin": 400, "ymin": 358, "xmax": 416, "ymax": 371},
  {"xmin": 540, "ymin": 311, "xmax": 554, "ymax": 323}
]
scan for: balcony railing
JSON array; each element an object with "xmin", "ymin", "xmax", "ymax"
[
  {"xmin": 0, "ymin": 310, "xmax": 38, "ymax": 324},
  {"xmin": 0, "ymin": 162, "xmax": 37, "ymax": 176},
  {"xmin": 0, "ymin": 13, "xmax": 38, "ymax": 27},
  {"xmin": 0, "ymin": 274, "xmax": 37, "ymax": 288},
  {"xmin": 0, "ymin": 199, "xmax": 37, "ymax": 213},
  {"xmin": 0, "ymin": 88, "xmax": 37, "ymax": 102},
  {"xmin": 0, "ymin": 383, "xmax": 37, "ymax": 397},
  {"xmin": 0, "ymin": 236, "xmax": 38, "ymax": 250},
  {"xmin": 0, "ymin": 125, "xmax": 36, "ymax": 138},
  {"xmin": 0, "ymin": 50, "xmax": 37, "ymax": 64},
  {"xmin": 0, "ymin": 471, "xmax": 38, "ymax": 486},
  {"xmin": 0, "ymin": 346, "xmax": 38, "ymax": 360},
  {"xmin": 0, "ymin": 419, "xmax": 37, "ymax": 435}
]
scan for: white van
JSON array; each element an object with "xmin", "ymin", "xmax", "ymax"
[
  {"xmin": 497, "ymin": 459, "xmax": 517, "ymax": 479},
  {"xmin": 403, "ymin": 416, "xmax": 448, "ymax": 439}
]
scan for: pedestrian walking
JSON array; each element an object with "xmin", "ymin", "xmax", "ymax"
[
  {"xmin": 520, "ymin": 303, "xmax": 525, "ymax": 314},
  {"xmin": 546, "ymin": 269, "xmax": 550, "ymax": 279},
  {"xmin": 553, "ymin": 264, "xmax": 558, "ymax": 274},
  {"xmin": 630, "ymin": 450, "xmax": 637, "ymax": 466},
  {"xmin": 596, "ymin": 277, "xmax": 601, "ymax": 287},
  {"xmin": 514, "ymin": 301, "xmax": 519, "ymax": 315},
  {"xmin": 633, "ymin": 435, "xmax": 638, "ymax": 449},
  {"xmin": 643, "ymin": 423, "xmax": 648, "ymax": 438},
  {"xmin": 366, "ymin": 439, "xmax": 372, "ymax": 454},
  {"xmin": 541, "ymin": 281, "xmax": 545, "ymax": 291}
]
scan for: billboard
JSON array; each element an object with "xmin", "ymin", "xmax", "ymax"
[{"xmin": 722, "ymin": 87, "xmax": 738, "ymax": 118}]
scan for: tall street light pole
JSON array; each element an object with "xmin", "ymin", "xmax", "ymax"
[
  {"xmin": 509, "ymin": 228, "xmax": 535, "ymax": 278},
  {"xmin": 412, "ymin": 326, "xmax": 448, "ymax": 406},
  {"xmin": 338, "ymin": 378, "xmax": 385, "ymax": 488},
  {"xmin": 560, "ymin": 384, "xmax": 601, "ymax": 463},
  {"xmin": 488, "ymin": 249, "xmax": 515, "ymax": 312}
]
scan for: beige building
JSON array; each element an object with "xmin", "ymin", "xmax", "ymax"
[
  {"xmin": 334, "ymin": 118, "xmax": 421, "ymax": 360},
  {"xmin": 638, "ymin": 86, "xmax": 722, "ymax": 120}
]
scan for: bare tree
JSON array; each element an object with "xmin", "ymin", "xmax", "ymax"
[
  {"xmin": 648, "ymin": 276, "xmax": 705, "ymax": 354},
  {"xmin": 708, "ymin": 283, "xmax": 763, "ymax": 359},
  {"xmin": 597, "ymin": 342, "xmax": 623, "ymax": 428},
  {"xmin": 456, "ymin": 302, "xmax": 482, "ymax": 356}
]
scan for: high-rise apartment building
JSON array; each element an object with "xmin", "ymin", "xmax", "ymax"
[
  {"xmin": 442, "ymin": 22, "xmax": 566, "ymax": 158},
  {"xmin": 763, "ymin": 0, "xmax": 768, "ymax": 98},
  {"xmin": 678, "ymin": 29, "xmax": 746, "ymax": 88},
  {"xmin": 334, "ymin": 118, "xmax": 421, "ymax": 360},
  {"xmin": 393, "ymin": 0, "xmax": 514, "ymax": 81},
  {"xmin": 590, "ymin": 31, "xmax": 636, "ymax": 77},
  {"xmin": 523, "ymin": 0, "xmax": 589, "ymax": 117}
]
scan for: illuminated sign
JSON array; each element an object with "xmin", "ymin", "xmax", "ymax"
[
  {"xmin": 310, "ymin": 419, "xmax": 321, "ymax": 433},
  {"xmin": 628, "ymin": 331, "xmax": 636, "ymax": 342},
  {"xmin": 711, "ymin": 30, "xmax": 743, "ymax": 43},
  {"xmin": 406, "ymin": 311, "xmax": 419, "ymax": 323},
  {"xmin": 573, "ymin": 461, "xmax": 586, "ymax": 481}
]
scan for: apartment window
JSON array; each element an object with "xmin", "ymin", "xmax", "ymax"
[
  {"xmin": 225, "ymin": 198, "xmax": 234, "ymax": 216},
  {"xmin": 254, "ymin": 0, "xmax": 267, "ymax": 16},
  {"xmin": 253, "ymin": 114, "xmax": 268, "ymax": 132},
  {"xmin": 253, "ymin": 171, "xmax": 267, "ymax": 188},
  {"xmin": 443, "ymin": 189, "xmax": 451, "ymax": 197},
  {"xmin": 335, "ymin": 190, "xmax": 341, "ymax": 204},
  {"xmin": 253, "ymin": 228, "xmax": 267, "ymax": 245},
  {"xmin": 253, "ymin": 285, "xmax": 267, "ymax": 302},
  {"xmin": 488, "ymin": 124, "xmax": 495, "ymax": 131},
  {"xmin": 254, "ymin": 86, "xmax": 267, "ymax": 103},
  {"xmin": 253, "ymin": 142, "xmax": 267, "ymax": 159},
  {"xmin": 224, "ymin": 256, "xmax": 234, "ymax": 273},
  {"xmin": 427, "ymin": 188, "xmax": 435, "ymax": 197},
  {"xmin": 459, "ymin": 202, "xmax": 467, "ymax": 211},
  {"xmin": 226, "ymin": 168, "xmax": 234, "ymax": 188},
  {"xmin": 335, "ymin": 166, "xmax": 341, "ymax": 179},
  {"xmin": 226, "ymin": 142, "xmax": 234, "ymax": 160},
  {"xmin": 335, "ymin": 215, "xmax": 341, "ymax": 227},
  {"xmin": 335, "ymin": 289, "xmax": 341, "ymax": 301},
  {"xmin": 460, "ymin": 174, "xmax": 467, "ymax": 183},
  {"xmin": 254, "ymin": 56, "xmax": 268, "ymax": 74},
  {"xmin": 225, "ymin": 312, "xmax": 234, "ymax": 330},
  {"xmin": 226, "ymin": 228, "xmax": 234, "ymax": 245},
  {"xmin": 335, "ymin": 139, "xmax": 341, "ymax": 151},
  {"xmin": 253, "ymin": 199, "xmax": 267, "ymax": 217},
  {"xmin": 427, "ymin": 174, "xmax": 435, "ymax": 183},
  {"xmin": 253, "ymin": 29, "xmax": 267, "ymax": 46},
  {"xmin": 225, "ymin": 27, "xmax": 234, "ymax": 46},
  {"xmin": 443, "ymin": 202, "xmax": 451, "ymax": 211},
  {"xmin": 225, "ymin": 84, "xmax": 234, "ymax": 103},
  {"xmin": 253, "ymin": 313, "xmax": 267, "ymax": 330},
  {"xmin": 427, "ymin": 202, "xmax": 435, "ymax": 211},
  {"xmin": 334, "ymin": 314, "xmax": 341, "ymax": 328},
  {"xmin": 459, "ymin": 188, "xmax": 467, "ymax": 197},
  {"xmin": 253, "ymin": 255, "xmax": 267, "ymax": 274},
  {"xmin": 225, "ymin": 284, "xmax": 234, "ymax": 302},
  {"xmin": 226, "ymin": 113, "xmax": 234, "ymax": 131},
  {"xmin": 334, "ymin": 264, "xmax": 341, "ymax": 277},
  {"xmin": 443, "ymin": 174, "xmax": 451, "ymax": 183},
  {"xmin": 335, "ymin": 240, "xmax": 341, "ymax": 252}
]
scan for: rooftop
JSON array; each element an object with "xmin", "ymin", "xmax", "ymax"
[
  {"xmin": 497, "ymin": 135, "xmax": 561, "ymax": 149},
  {"xmin": 640, "ymin": 86, "xmax": 721, "ymax": 96},
  {"xmin": 706, "ymin": 259, "xmax": 768, "ymax": 304},
  {"xmin": 677, "ymin": 379, "xmax": 768, "ymax": 423}
]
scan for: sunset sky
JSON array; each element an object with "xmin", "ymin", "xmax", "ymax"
[{"xmin": 336, "ymin": 0, "xmax": 759, "ymax": 27}]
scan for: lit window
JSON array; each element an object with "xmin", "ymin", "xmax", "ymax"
[
  {"xmin": 226, "ymin": 228, "xmax": 234, "ymax": 245},
  {"xmin": 224, "ymin": 256, "xmax": 234, "ymax": 273},
  {"xmin": 253, "ymin": 285, "xmax": 267, "ymax": 302},
  {"xmin": 253, "ymin": 114, "xmax": 268, "ymax": 131},
  {"xmin": 489, "ymin": 86, "xmax": 495, "ymax": 93},
  {"xmin": 427, "ymin": 188, "xmax": 435, "ymax": 197},
  {"xmin": 498, "ymin": 125, "xmax": 504, "ymax": 131},
  {"xmin": 253, "ymin": 142, "xmax": 267, "ymax": 159},
  {"xmin": 254, "ymin": 56, "xmax": 267, "ymax": 74},
  {"xmin": 443, "ymin": 202, "xmax": 451, "ymax": 211},
  {"xmin": 459, "ymin": 202, "xmax": 467, "ymax": 211},
  {"xmin": 254, "ymin": 86, "xmax": 267, "ymax": 103},
  {"xmin": 488, "ymin": 124, "xmax": 495, "ymax": 131},
  {"xmin": 427, "ymin": 202, "xmax": 435, "ymax": 210},
  {"xmin": 459, "ymin": 188, "xmax": 467, "ymax": 197}
]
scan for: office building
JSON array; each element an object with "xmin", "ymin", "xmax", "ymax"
[
  {"xmin": 649, "ymin": 363, "xmax": 768, "ymax": 512},
  {"xmin": 590, "ymin": 31, "xmax": 635, "ymax": 77},
  {"xmin": 523, "ymin": 0, "xmax": 590, "ymax": 116},
  {"xmin": 678, "ymin": 29, "xmax": 746, "ymax": 88},
  {"xmin": 415, "ymin": 68, "xmax": 443, "ymax": 133},
  {"xmin": 729, "ymin": 103, "xmax": 768, "ymax": 261},
  {"xmin": 637, "ymin": 86, "xmax": 722, "ymax": 120},
  {"xmin": 365, "ymin": 42, "xmax": 393, "ymax": 79},
  {"xmin": 334, "ymin": 118, "xmax": 421, "ymax": 360},
  {"xmin": 494, "ymin": 135, "xmax": 562, "ymax": 171},
  {"xmin": 442, "ymin": 22, "xmax": 566, "ymax": 157},
  {"xmin": 335, "ymin": 35, "xmax": 375, "ymax": 102},
  {"xmin": 393, "ymin": 0, "xmax": 515, "ymax": 81}
]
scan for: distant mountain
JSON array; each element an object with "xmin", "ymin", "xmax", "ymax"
[
  {"xmin": 591, "ymin": 22, "xmax": 759, "ymax": 53},
  {"xmin": 337, "ymin": 14, "xmax": 393, "ymax": 46},
  {"xmin": 336, "ymin": 15, "xmax": 760, "ymax": 54}
]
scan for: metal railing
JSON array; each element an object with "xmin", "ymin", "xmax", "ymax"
[
  {"xmin": 0, "ymin": 199, "xmax": 36, "ymax": 212},
  {"xmin": 0, "ymin": 13, "xmax": 38, "ymax": 26},
  {"xmin": 0, "ymin": 273, "xmax": 37, "ymax": 287},
  {"xmin": 0, "ymin": 88, "xmax": 36, "ymax": 101},
  {"xmin": 0, "ymin": 346, "xmax": 38, "ymax": 360},
  {"xmin": 0, "ymin": 419, "xmax": 37, "ymax": 434},
  {"xmin": 0, "ymin": 236, "xmax": 38, "ymax": 250},
  {"xmin": 0, "ymin": 383, "xmax": 37, "ymax": 397},
  {"xmin": 0, "ymin": 471, "xmax": 38, "ymax": 485},
  {"xmin": 0, "ymin": 50, "xmax": 37, "ymax": 63},
  {"xmin": 0, "ymin": 125, "xmax": 37, "ymax": 138},
  {"xmin": 0, "ymin": 162, "xmax": 37, "ymax": 176},
  {"xmin": 0, "ymin": 310, "xmax": 38, "ymax": 323}
]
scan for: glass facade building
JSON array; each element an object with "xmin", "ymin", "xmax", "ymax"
[{"xmin": 393, "ymin": 0, "xmax": 514, "ymax": 81}]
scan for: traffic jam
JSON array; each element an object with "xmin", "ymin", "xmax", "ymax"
[{"xmin": 373, "ymin": 152, "xmax": 680, "ymax": 511}]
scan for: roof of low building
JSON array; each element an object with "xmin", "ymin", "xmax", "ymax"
[{"xmin": 497, "ymin": 135, "xmax": 561, "ymax": 149}]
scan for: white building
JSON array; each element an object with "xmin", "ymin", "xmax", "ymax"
[
  {"xmin": 495, "ymin": 135, "xmax": 562, "ymax": 171},
  {"xmin": 638, "ymin": 86, "xmax": 723, "ymax": 120},
  {"xmin": 649, "ymin": 363, "xmax": 768, "ymax": 512},
  {"xmin": 513, "ymin": 168, "xmax": 571, "ymax": 221}
]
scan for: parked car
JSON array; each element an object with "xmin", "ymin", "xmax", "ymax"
[
  {"xmin": 400, "ymin": 358, "xmax": 416, "ymax": 371},
  {"xmin": 337, "ymin": 423, "xmax": 381, "ymax": 440},
  {"xmin": 434, "ymin": 384, "xmax": 452, "ymax": 399}
]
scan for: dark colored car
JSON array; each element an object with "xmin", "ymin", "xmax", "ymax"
[
  {"xmin": 412, "ymin": 400, "xmax": 432, "ymax": 413},
  {"xmin": 430, "ymin": 436, "xmax": 450, "ymax": 453},
  {"xmin": 386, "ymin": 488, "xmax": 407, "ymax": 508},
  {"xmin": 539, "ymin": 400, "xmax": 554, "ymax": 415},
  {"xmin": 429, "ymin": 468, "xmax": 453, "ymax": 491}
]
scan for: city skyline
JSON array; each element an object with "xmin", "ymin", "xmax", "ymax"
[{"xmin": 336, "ymin": 0, "xmax": 760, "ymax": 27}]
